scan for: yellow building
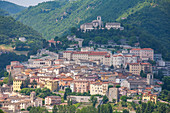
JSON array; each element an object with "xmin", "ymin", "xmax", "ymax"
[
  {"xmin": 45, "ymin": 80, "xmax": 58, "ymax": 91},
  {"xmin": 90, "ymin": 82, "xmax": 108, "ymax": 96},
  {"xmin": 142, "ymin": 92, "xmax": 157, "ymax": 103},
  {"xmin": 13, "ymin": 79, "xmax": 25, "ymax": 91}
]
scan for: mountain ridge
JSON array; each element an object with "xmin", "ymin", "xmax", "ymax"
[{"xmin": 0, "ymin": 1, "xmax": 26, "ymax": 14}]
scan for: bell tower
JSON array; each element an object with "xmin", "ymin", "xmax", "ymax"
[{"xmin": 147, "ymin": 73, "xmax": 154, "ymax": 85}]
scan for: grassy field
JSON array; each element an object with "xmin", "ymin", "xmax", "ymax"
[{"xmin": 0, "ymin": 44, "xmax": 29, "ymax": 56}]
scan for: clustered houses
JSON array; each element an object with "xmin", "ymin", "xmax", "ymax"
[
  {"xmin": 1, "ymin": 46, "xmax": 161, "ymax": 112},
  {"xmin": 0, "ymin": 91, "xmax": 42, "ymax": 113}
]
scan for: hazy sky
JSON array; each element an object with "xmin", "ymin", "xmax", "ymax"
[{"xmin": 4, "ymin": 0, "xmax": 53, "ymax": 7}]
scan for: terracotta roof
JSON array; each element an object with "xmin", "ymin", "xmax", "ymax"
[
  {"xmin": 48, "ymin": 40, "xmax": 56, "ymax": 43},
  {"xmin": 131, "ymin": 48, "xmax": 153, "ymax": 51}
]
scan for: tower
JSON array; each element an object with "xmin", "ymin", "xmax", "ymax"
[
  {"xmin": 30, "ymin": 91, "xmax": 36, "ymax": 102},
  {"xmin": 147, "ymin": 73, "xmax": 154, "ymax": 85},
  {"xmin": 97, "ymin": 16, "xmax": 102, "ymax": 28},
  {"xmin": 97, "ymin": 16, "xmax": 101, "ymax": 21}
]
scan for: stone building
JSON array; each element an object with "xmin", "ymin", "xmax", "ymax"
[
  {"xmin": 105, "ymin": 23, "xmax": 124, "ymax": 30},
  {"xmin": 129, "ymin": 63, "xmax": 152, "ymax": 75},
  {"xmin": 130, "ymin": 48, "xmax": 154, "ymax": 61},
  {"xmin": 107, "ymin": 87, "xmax": 119, "ymax": 103},
  {"xmin": 45, "ymin": 96, "xmax": 61, "ymax": 105},
  {"xmin": 80, "ymin": 16, "xmax": 103, "ymax": 32}
]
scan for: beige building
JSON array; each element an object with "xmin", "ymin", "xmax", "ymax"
[
  {"xmin": 129, "ymin": 63, "xmax": 152, "ymax": 75},
  {"xmin": 142, "ymin": 92, "xmax": 157, "ymax": 103},
  {"xmin": 44, "ymin": 80, "xmax": 58, "ymax": 91},
  {"xmin": 45, "ymin": 96, "xmax": 61, "ymax": 105},
  {"xmin": 72, "ymin": 80, "xmax": 90, "ymax": 93},
  {"xmin": 112, "ymin": 53, "xmax": 137, "ymax": 68},
  {"xmin": 63, "ymin": 51, "xmax": 110, "ymax": 65},
  {"xmin": 105, "ymin": 23, "xmax": 124, "ymax": 30},
  {"xmin": 90, "ymin": 82, "xmax": 108, "ymax": 95},
  {"xmin": 13, "ymin": 79, "xmax": 25, "ymax": 91},
  {"xmin": 108, "ymin": 87, "xmax": 119, "ymax": 102},
  {"xmin": 130, "ymin": 48, "xmax": 154, "ymax": 61}
]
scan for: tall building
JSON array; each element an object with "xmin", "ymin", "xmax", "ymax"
[
  {"xmin": 130, "ymin": 48, "xmax": 154, "ymax": 61},
  {"xmin": 108, "ymin": 87, "xmax": 119, "ymax": 103},
  {"xmin": 147, "ymin": 73, "xmax": 154, "ymax": 85},
  {"xmin": 129, "ymin": 63, "xmax": 152, "ymax": 75},
  {"xmin": 90, "ymin": 82, "xmax": 108, "ymax": 96}
]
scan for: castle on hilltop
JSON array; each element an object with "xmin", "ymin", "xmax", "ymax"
[{"xmin": 80, "ymin": 16, "xmax": 124, "ymax": 32}]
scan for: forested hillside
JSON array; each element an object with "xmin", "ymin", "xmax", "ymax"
[
  {"xmin": 0, "ymin": 15, "xmax": 46, "ymax": 55},
  {"xmin": 14, "ymin": 0, "xmax": 170, "ymax": 60},
  {"xmin": 15, "ymin": 0, "xmax": 144, "ymax": 39},
  {"xmin": 0, "ymin": 1, "xmax": 26, "ymax": 14}
]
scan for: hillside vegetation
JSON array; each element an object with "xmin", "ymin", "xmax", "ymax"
[
  {"xmin": 13, "ymin": 0, "xmax": 170, "ymax": 60},
  {"xmin": 15, "ymin": 0, "xmax": 143, "ymax": 39},
  {"xmin": 0, "ymin": 15, "xmax": 45, "ymax": 55},
  {"xmin": 0, "ymin": 1, "xmax": 26, "ymax": 14}
]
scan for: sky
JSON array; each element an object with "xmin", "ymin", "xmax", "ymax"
[{"xmin": 4, "ymin": 0, "xmax": 53, "ymax": 7}]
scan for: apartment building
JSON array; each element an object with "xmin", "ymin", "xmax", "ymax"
[
  {"xmin": 129, "ymin": 63, "xmax": 152, "ymax": 75},
  {"xmin": 142, "ymin": 92, "xmax": 157, "ymax": 103},
  {"xmin": 90, "ymin": 82, "xmax": 108, "ymax": 95},
  {"xmin": 45, "ymin": 96, "xmax": 61, "ymax": 105},
  {"xmin": 13, "ymin": 79, "xmax": 25, "ymax": 91},
  {"xmin": 63, "ymin": 51, "xmax": 110, "ymax": 65},
  {"xmin": 112, "ymin": 53, "xmax": 137, "ymax": 68},
  {"xmin": 72, "ymin": 80, "xmax": 90, "ymax": 93},
  {"xmin": 130, "ymin": 48, "xmax": 154, "ymax": 61},
  {"xmin": 44, "ymin": 80, "xmax": 59, "ymax": 91}
]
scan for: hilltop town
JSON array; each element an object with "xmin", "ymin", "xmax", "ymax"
[{"xmin": 0, "ymin": 28, "xmax": 169, "ymax": 113}]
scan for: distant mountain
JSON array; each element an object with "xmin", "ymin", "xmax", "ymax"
[
  {"xmin": 14, "ymin": 0, "xmax": 143, "ymax": 39},
  {"xmin": 0, "ymin": 1, "xmax": 26, "ymax": 14}
]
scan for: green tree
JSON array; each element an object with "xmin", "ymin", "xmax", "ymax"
[
  {"xmin": 64, "ymin": 92, "xmax": 67, "ymax": 100},
  {"xmin": 144, "ymin": 101, "xmax": 154, "ymax": 113},
  {"xmin": 136, "ymin": 107, "xmax": 141, "ymax": 113},
  {"xmin": 20, "ymin": 82, "xmax": 24, "ymax": 89},
  {"xmin": 120, "ymin": 96, "xmax": 127, "ymax": 102},
  {"xmin": 89, "ymin": 95, "xmax": 97, "ymax": 107},
  {"xmin": 116, "ymin": 85, "xmax": 121, "ymax": 88},
  {"xmin": 112, "ymin": 99, "xmax": 116, "ymax": 103},
  {"xmin": 0, "ymin": 109, "xmax": 4, "ymax": 113},
  {"xmin": 3, "ymin": 77, "xmax": 8, "ymax": 84},
  {"xmin": 141, "ymin": 103, "xmax": 147, "ymax": 113},
  {"xmin": 27, "ymin": 106, "xmax": 32, "ymax": 111},
  {"xmin": 123, "ymin": 109, "xmax": 129, "ymax": 113},
  {"xmin": 102, "ymin": 95, "xmax": 108, "ymax": 104},
  {"xmin": 52, "ymin": 105, "xmax": 58, "ymax": 113}
]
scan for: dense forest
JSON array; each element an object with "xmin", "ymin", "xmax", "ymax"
[
  {"xmin": 0, "ymin": 1, "xmax": 26, "ymax": 14},
  {"xmin": 14, "ymin": 0, "xmax": 144, "ymax": 38}
]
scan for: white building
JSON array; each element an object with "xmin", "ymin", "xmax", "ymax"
[{"xmin": 112, "ymin": 53, "xmax": 137, "ymax": 68}]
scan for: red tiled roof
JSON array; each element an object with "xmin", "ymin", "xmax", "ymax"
[
  {"xmin": 13, "ymin": 65, "xmax": 24, "ymax": 68},
  {"xmin": 131, "ymin": 48, "xmax": 153, "ymax": 51},
  {"xmin": 64, "ymin": 51, "xmax": 73, "ymax": 53},
  {"xmin": 48, "ymin": 40, "xmax": 56, "ymax": 43}
]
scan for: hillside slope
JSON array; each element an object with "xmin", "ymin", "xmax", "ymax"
[
  {"xmin": 0, "ymin": 1, "xmax": 26, "ymax": 14},
  {"xmin": 15, "ymin": 0, "xmax": 143, "ymax": 39},
  {"xmin": 0, "ymin": 15, "xmax": 44, "ymax": 55}
]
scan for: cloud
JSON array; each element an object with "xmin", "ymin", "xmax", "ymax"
[{"xmin": 4, "ymin": 0, "xmax": 53, "ymax": 7}]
